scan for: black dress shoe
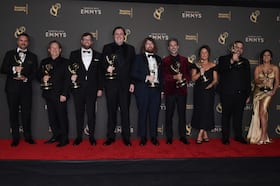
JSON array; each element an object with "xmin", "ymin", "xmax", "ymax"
[
  {"xmin": 25, "ymin": 139, "xmax": 36, "ymax": 144},
  {"xmin": 44, "ymin": 137, "xmax": 58, "ymax": 144},
  {"xmin": 139, "ymin": 138, "xmax": 147, "ymax": 146},
  {"xmin": 179, "ymin": 137, "xmax": 190, "ymax": 144},
  {"xmin": 235, "ymin": 137, "xmax": 247, "ymax": 144},
  {"xmin": 56, "ymin": 140, "xmax": 69, "ymax": 147},
  {"xmin": 103, "ymin": 138, "xmax": 115, "ymax": 146},
  {"xmin": 151, "ymin": 138, "xmax": 159, "ymax": 146},
  {"xmin": 123, "ymin": 139, "xmax": 132, "ymax": 146},
  {"xmin": 166, "ymin": 138, "xmax": 173, "ymax": 144},
  {"xmin": 73, "ymin": 138, "xmax": 82, "ymax": 146},
  {"xmin": 11, "ymin": 139, "xmax": 19, "ymax": 147},
  {"xmin": 89, "ymin": 137, "xmax": 96, "ymax": 146},
  {"xmin": 222, "ymin": 139, "xmax": 230, "ymax": 145}
]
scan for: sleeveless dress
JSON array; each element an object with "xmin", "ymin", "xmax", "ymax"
[
  {"xmin": 191, "ymin": 65, "xmax": 216, "ymax": 130},
  {"xmin": 247, "ymin": 70, "xmax": 275, "ymax": 144}
]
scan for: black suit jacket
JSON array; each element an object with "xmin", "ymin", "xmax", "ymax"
[
  {"xmin": 217, "ymin": 54, "xmax": 251, "ymax": 97},
  {"xmin": 38, "ymin": 56, "xmax": 71, "ymax": 99},
  {"xmin": 102, "ymin": 42, "xmax": 135, "ymax": 89},
  {"xmin": 131, "ymin": 53, "xmax": 163, "ymax": 95},
  {"xmin": 69, "ymin": 49, "xmax": 103, "ymax": 93},
  {"xmin": 1, "ymin": 49, "xmax": 38, "ymax": 93}
]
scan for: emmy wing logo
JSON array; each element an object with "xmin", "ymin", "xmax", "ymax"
[
  {"xmin": 124, "ymin": 29, "xmax": 131, "ymax": 42},
  {"xmin": 14, "ymin": 26, "xmax": 26, "ymax": 38},
  {"xmin": 50, "ymin": 3, "xmax": 61, "ymax": 17},
  {"xmin": 153, "ymin": 7, "xmax": 164, "ymax": 20},
  {"xmin": 186, "ymin": 124, "xmax": 192, "ymax": 136},
  {"xmin": 14, "ymin": 4, "xmax": 28, "ymax": 15},
  {"xmin": 250, "ymin": 10, "xmax": 260, "ymax": 23},
  {"xmin": 119, "ymin": 8, "xmax": 133, "ymax": 18},
  {"xmin": 275, "ymin": 125, "xmax": 280, "ymax": 135},
  {"xmin": 185, "ymin": 33, "xmax": 199, "ymax": 43},
  {"xmin": 91, "ymin": 30, "xmax": 98, "ymax": 40},
  {"xmin": 218, "ymin": 11, "xmax": 231, "ymax": 21},
  {"xmin": 187, "ymin": 54, "xmax": 196, "ymax": 64},
  {"xmin": 216, "ymin": 103, "xmax": 222, "ymax": 113},
  {"xmin": 218, "ymin": 32, "xmax": 229, "ymax": 45}
]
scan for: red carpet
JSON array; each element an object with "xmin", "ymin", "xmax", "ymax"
[{"xmin": 1, "ymin": 138, "xmax": 280, "ymax": 160}]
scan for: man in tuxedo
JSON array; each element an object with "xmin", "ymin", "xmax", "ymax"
[
  {"xmin": 1, "ymin": 33, "xmax": 38, "ymax": 146},
  {"xmin": 131, "ymin": 37, "xmax": 162, "ymax": 146},
  {"xmin": 69, "ymin": 32, "xmax": 103, "ymax": 146},
  {"xmin": 39, "ymin": 40, "xmax": 71, "ymax": 147},
  {"xmin": 217, "ymin": 40, "xmax": 251, "ymax": 145},
  {"xmin": 162, "ymin": 38, "xmax": 191, "ymax": 145},
  {"xmin": 102, "ymin": 26, "xmax": 135, "ymax": 146}
]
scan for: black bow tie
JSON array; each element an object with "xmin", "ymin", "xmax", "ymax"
[
  {"xmin": 83, "ymin": 50, "xmax": 91, "ymax": 53},
  {"xmin": 18, "ymin": 50, "xmax": 27, "ymax": 54},
  {"xmin": 147, "ymin": 54, "xmax": 155, "ymax": 58}
]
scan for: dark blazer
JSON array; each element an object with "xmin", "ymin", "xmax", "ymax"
[
  {"xmin": 1, "ymin": 49, "xmax": 38, "ymax": 93},
  {"xmin": 69, "ymin": 49, "xmax": 103, "ymax": 93},
  {"xmin": 38, "ymin": 56, "xmax": 71, "ymax": 98},
  {"xmin": 217, "ymin": 54, "xmax": 251, "ymax": 97},
  {"xmin": 102, "ymin": 42, "xmax": 136, "ymax": 88},
  {"xmin": 131, "ymin": 53, "xmax": 163, "ymax": 95},
  {"xmin": 162, "ymin": 55, "xmax": 191, "ymax": 96}
]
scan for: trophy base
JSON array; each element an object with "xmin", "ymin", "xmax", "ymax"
[
  {"xmin": 72, "ymin": 84, "xmax": 80, "ymax": 89},
  {"xmin": 148, "ymin": 82, "xmax": 159, "ymax": 88},
  {"xmin": 176, "ymin": 79, "xmax": 187, "ymax": 88},
  {"xmin": 260, "ymin": 87, "xmax": 272, "ymax": 92},
  {"xmin": 13, "ymin": 76, "xmax": 25, "ymax": 81},
  {"xmin": 105, "ymin": 72, "xmax": 117, "ymax": 80},
  {"xmin": 41, "ymin": 82, "xmax": 53, "ymax": 90}
]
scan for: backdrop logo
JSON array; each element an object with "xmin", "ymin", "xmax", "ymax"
[
  {"xmin": 277, "ymin": 13, "xmax": 280, "ymax": 22},
  {"xmin": 216, "ymin": 103, "xmax": 222, "ymax": 113},
  {"xmin": 91, "ymin": 30, "xmax": 98, "ymax": 40},
  {"xmin": 14, "ymin": 4, "xmax": 28, "ymax": 15},
  {"xmin": 114, "ymin": 126, "xmax": 134, "ymax": 134},
  {"xmin": 157, "ymin": 124, "xmax": 164, "ymax": 135},
  {"xmin": 124, "ymin": 29, "xmax": 131, "ymax": 42},
  {"xmin": 187, "ymin": 54, "xmax": 196, "ymax": 64},
  {"xmin": 276, "ymin": 105, "xmax": 280, "ymax": 110},
  {"xmin": 153, "ymin": 7, "xmax": 164, "ymax": 20},
  {"xmin": 80, "ymin": 7, "xmax": 102, "ymax": 15},
  {"xmin": 218, "ymin": 11, "xmax": 231, "ymax": 21},
  {"xmin": 160, "ymin": 103, "xmax": 166, "ymax": 110},
  {"xmin": 245, "ymin": 35, "xmax": 264, "ymax": 43},
  {"xmin": 244, "ymin": 104, "xmax": 253, "ymax": 110},
  {"xmin": 211, "ymin": 127, "xmax": 222, "ymax": 133},
  {"xmin": 14, "ymin": 26, "xmax": 26, "ymax": 38},
  {"xmin": 10, "ymin": 126, "xmax": 24, "ymax": 134},
  {"xmin": 186, "ymin": 124, "xmax": 192, "ymax": 136},
  {"xmin": 218, "ymin": 32, "xmax": 229, "ymax": 45},
  {"xmin": 149, "ymin": 33, "xmax": 169, "ymax": 40},
  {"xmin": 185, "ymin": 33, "xmax": 198, "ymax": 43},
  {"xmin": 249, "ymin": 59, "xmax": 259, "ymax": 65},
  {"xmin": 186, "ymin": 104, "xmax": 193, "ymax": 110},
  {"xmin": 250, "ymin": 10, "xmax": 260, "ymax": 23},
  {"xmin": 119, "ymin": 8, "xmax": 133, "ymax": 18},
  {"xmin": 182, "ymin": 11, "xmax": 202, "ymax": 19},
  {"xmin": 45, "ymin": 30, "xmax": 67, "ymax": 38},
  {"xmin": 276, "ymin": 125, "xmax": 280, "ymax": 135},
  {"xmin": 50, "ymin": 3, "xmax": 61, "ymax": 17}
]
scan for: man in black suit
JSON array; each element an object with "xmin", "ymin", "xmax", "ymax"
[
  {"xmin": 1, "ymin": 33, "xmax": 38, "ymax": 147},
  {"xmin": 131, "ymin": 37, "xmax": 162, "ymax": 146},
  {"xmin": 217, "ymin": 40, "xmax": 251, "ymax": 145},
  {"xmin": 102, "ymin": 26, "xmax": 135, "ymax": 146},
  {"xmin": 69, "ymin": 32, "xmax": 103, "ymax": 146},
  {"xmin": 39, "ymin": 40, "xmax": 71, "ymax": 147}
]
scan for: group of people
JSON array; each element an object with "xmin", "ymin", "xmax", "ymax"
[{"xmin": 1, "ymin": 26, "xmax": 279, "ymax": 147}]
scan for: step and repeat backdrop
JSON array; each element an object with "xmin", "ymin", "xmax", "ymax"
[{"xmin": 0, "ymin": 0, "xmax": 280, "ymax": 139}]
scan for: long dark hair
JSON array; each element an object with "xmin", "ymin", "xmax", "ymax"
[
  {"xmin": 140, "ymin": 37, "xmax": 157, "ymax": 54},
  {"xmin": 260, "ymin": 49, "xmax": 273, "ymax": 64}
]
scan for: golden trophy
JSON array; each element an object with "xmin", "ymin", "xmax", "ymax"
[
  {"xmin": 148, "ymin": 63, "xmax": 159, "ymax": 87},
  {"xmin": 170, "ymin": 61, "xmax": 187, "ymax": 88},
  {"xmin": 68, "ymin": 63, "xmax": 80, "ymax": 89},
  {"xmin": 13, "ymin": 54, "xmax": 24, "ymax": 80},
  {"xmin": 105, "ymin": 54, "xmax": 117, "ymax": 80},
  {"xmin": 41, "ymin": 64, "xmax": 53, "ymax": 90},
  {"xmin": 195, "ymin": 60, "xmax": 208, "ymax": 82},
  {"xmin": 260, "ymin": 69, "xmax": 272, "ymax": 92}
]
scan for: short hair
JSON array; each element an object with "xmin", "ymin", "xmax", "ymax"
[
  {"xmin": 17, "ymin": 33, "xmax": 30, "ymax": 40},
  {"xmin": 198, "ymin": 45, "xmax": 211, "ymax": 57},
  {"xmin": 168, "ymin": 38, "xmax": 179, "ymax": 46},
  {"xmin": 260, "ymin": 49, "xmax": 273, "ymax": 64},
  {"xmin": 140, "ymin": 37, "xmax": 158, "ymax": 53},
  {"xmin": 234, "ymin": 40, "xmax": 244, "ymax": 46},
  {"xmin": 48, "ymin": 40, "xmax": 62, "ymax": 49},
  {"xmin": 112, "ymin": 26, "xmax": 126, "ymax": 36},
  {"xmin": 81, "ymin": 32, "xmax": 93, "ymax": 40}
]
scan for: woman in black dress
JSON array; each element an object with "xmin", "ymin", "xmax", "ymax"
[{"xmin": 191, "ymin": 45, "xmax": 218, "ymax": 144}]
